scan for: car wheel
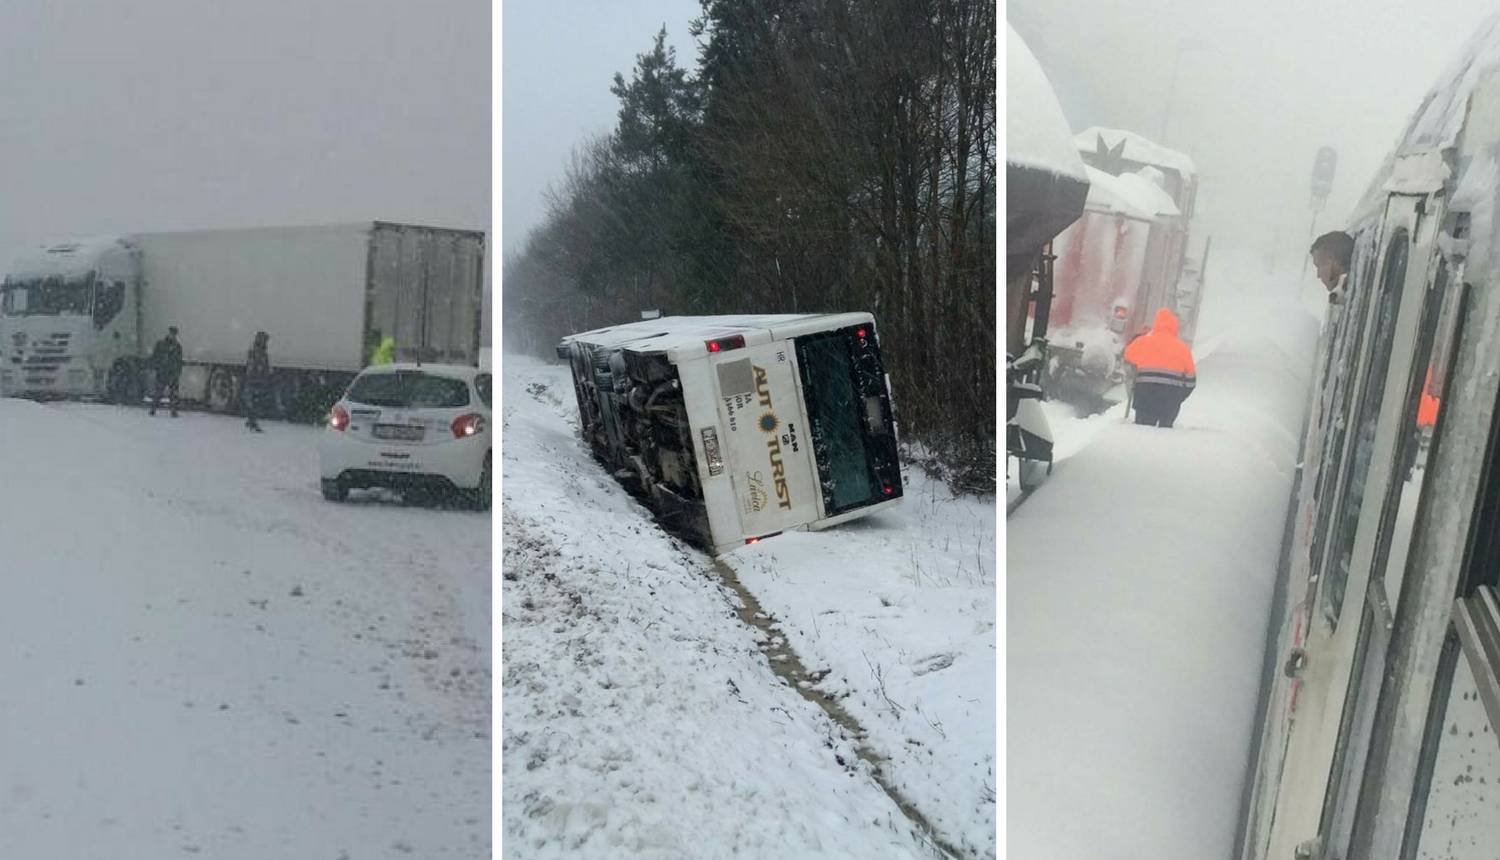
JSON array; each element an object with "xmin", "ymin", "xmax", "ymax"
[
  {"xmin": 206, "ymin": 366, "xmax": 239, "ymax": 413},
  {"xmin": 321, "ymin": 478, "xmax": 348, "ymax": 502},
  {"xmin": 471, "ymin": 454, "xmax": 492, "ymax": 511}
]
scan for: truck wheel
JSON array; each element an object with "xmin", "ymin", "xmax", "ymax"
[
  {"xmin": 107, "ymin": 360, "xmax": 143, "ymax": 406},
  {"xmin": 321, "ymin": 478, "xmax": 348, "ymax": 502},
  {"xmin": 206, "ymin": 366, "xmax": 239, "ymax": 413},
  {"xmin": 272, "ymin": 373, "xmax": 301, "ymax": 420}
]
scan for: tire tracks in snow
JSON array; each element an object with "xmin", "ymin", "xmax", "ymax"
[{"xmin": 710, "ymin": 558, "xmax": 964, "ymax": 860}]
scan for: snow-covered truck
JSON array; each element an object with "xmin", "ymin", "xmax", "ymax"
[
  {"xmin": 558, "ymin": 313, "xmax": 902, "ymax": 554},
  {"xmin": 1044, "ymin": 128, "xmax": 1203, "ymax": 406},
  {"xmin": 1006, "ymin": 24, "xmax": 1089, "ymax": 489},
  {"xmin": 0, "ymin": 222, "xmax": 485, "ymax": 418}
]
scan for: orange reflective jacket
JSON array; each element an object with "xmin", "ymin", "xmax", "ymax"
[
  {"xmin": 1124, "ymin": 308, "xmax": 1197, "ymax": 392},
  {"xmin": 1417, "ymin": 367, "xmax": 1440, "ymax": 428}
]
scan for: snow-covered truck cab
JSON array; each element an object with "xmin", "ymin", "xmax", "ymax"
[
  {"xmin": 0, "ymin": 237, "xmax": 140, "ymax": 399},
  {"xmin": 559, "ymin": 313, "xmax": 902, "ymax": 555}
]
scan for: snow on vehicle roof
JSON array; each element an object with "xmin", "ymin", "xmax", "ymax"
[
  {"xmin": 361, "ymin": 362, "xmax": 482, "ymax": 378},
  {"xmin": 5, "ymin": 235, "xmax": 129, "ymax": 281},
  {"xmin": 1350, "ymin": 10, "xmax": 1500, "ymax": 226},
  {"xmin": 1081, "ymin": 166, "xmax": 1181, "ymax": 220},
  {"xmin": 561, "ymin": 313, "xmax": 872, "ymax": 353},
  {"xmin": 1401, "ymin": 10, "xmax": 1500, "ymax": 151},
  {"xmin": 1006, "ymin": 25, "xmax": 1087, "ymax": 182},
  {"xmin": 1074, "ymin": 127, "xmax": 1196, "ymax": 177}
]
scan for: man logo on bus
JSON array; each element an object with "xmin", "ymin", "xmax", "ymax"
[{"xmin": 754, "ymin": 365, "xmax": 793, "ymax": 510}]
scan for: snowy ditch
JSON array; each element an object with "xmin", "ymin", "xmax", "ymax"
[
  {"xmin": 502, "ymin": 356, "xmax": 995, "ymax": 858},
  {"xmin": 710, "ymin": 556, "xmax": 965, "ymax": 859}
]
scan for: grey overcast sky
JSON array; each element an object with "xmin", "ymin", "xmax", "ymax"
[
  {"xmin": 0, "ymin": 0, "xmax": 489, "ymax": 275},
  {"xmin": 1010, "ymin": 0, "xmax": 1495, "ymax": 267},
  {"xmin": 501, "ymin": 0, "xmax": 702, "ymax": 256}
]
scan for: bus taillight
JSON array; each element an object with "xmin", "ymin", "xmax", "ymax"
[{"xmin": 706, "ymin": 335, "xmax": 746, "ymax": 353}]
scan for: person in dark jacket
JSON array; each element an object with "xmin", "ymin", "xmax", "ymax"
[
  {"xmin": 148, "ymin": 326, "xmax": 183, "ymax": 417},
  {"xmin": 1123, "ymin": 308, "xmax": 1197, "ymax": 428},
  {"xmin": 243, "ymin": 331, "xmax": 271, "ymax": 432},
  {"xmin": 1310, "ymin": 231, "xmax": 1354, "ymax": 304}
]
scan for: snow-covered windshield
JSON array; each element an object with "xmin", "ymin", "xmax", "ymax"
[
  {"xmin": 347, "ymin": 371, "xmax": 471, "ymax": 409},
  {"xmin": 0, "ymin": 273, "xmax": 95, "ymax": 317}
]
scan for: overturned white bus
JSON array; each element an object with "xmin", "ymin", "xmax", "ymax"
[{"xmin": 558, "ymin": 314, "xmax": 903, "ymax": 554}]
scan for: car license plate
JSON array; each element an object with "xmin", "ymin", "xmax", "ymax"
[{"xmin": 373, "ymin": 424, "xmax": 424, "ymax": 441}]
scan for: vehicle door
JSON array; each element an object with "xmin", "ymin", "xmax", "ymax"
[{"xmin": 1267, "ymin": 155, "xmax": 1446, "ymax": 859}]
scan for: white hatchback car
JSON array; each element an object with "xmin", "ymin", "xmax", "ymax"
[{"xmin": 318, "ymin": 363, "xmax": 491, "ymax": 509}]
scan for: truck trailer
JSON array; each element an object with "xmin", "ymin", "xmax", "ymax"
[
  {"xmin": 558, "ymin": 313, "xmax": 902, "ymax": 555},
  {"xmin": 1044, "ymin": 128, "xmax": 1203, "ymax": 408},
  {"xmin": 0, "ymin": 222, "xmax": 485, "ymax": 419}
]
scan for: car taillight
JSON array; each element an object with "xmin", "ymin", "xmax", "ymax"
[
  {"xmin": 329, "ymin": 405, "xmax": 350, "ymax": 431},
  {"xmin": 452, "ymin": 413, "xmax": 486, "ymax": 438},
  {"xmin": 706, "ymin": 334, "xmax": 746, "ymax": 353}
]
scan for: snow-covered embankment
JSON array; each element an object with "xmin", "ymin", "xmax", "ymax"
[{"xmin": 501, "ymin": 356, "xmax": 994, "ymax": 858}]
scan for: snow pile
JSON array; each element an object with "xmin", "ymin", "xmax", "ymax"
[
  {"xmin": 0, "ymin": 400, "xmax": 491, "ymax": 857},
  {"xmin": 1074, "ymin": 126, "xmax": 1197, "ymax": 177},
  {"xmin": 501, "ymin": 357, "xmax": 942, "ymax": 859},
  {"xmin": 1078, "ymin": 166, "xmax": 1180, "ymax": 222},
  {"xmin": 1007, "ymin": 278, "xmax": 1318, "ymax": 858},
  {"xmin": 724, "ymin": 472, "xmax": 997, "ymax": 858},
  {"xmin": 1006, "ymin": 25, "xmax": 1087, "ymax": 181}
]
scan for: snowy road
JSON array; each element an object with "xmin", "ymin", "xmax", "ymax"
[
  {"xmin": 0, "ymin": 400, "xmax": 491, "ymax": 858},
  {"xmin": 501, "ymin": 357, "xmax": 995, "ymax": 859}
]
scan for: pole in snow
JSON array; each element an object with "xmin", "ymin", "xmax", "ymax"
[{"xmin": 1299, "ymin": 147, "xmax": 1338, "ymax": 304}]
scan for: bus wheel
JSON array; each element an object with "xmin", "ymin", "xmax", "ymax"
[
  {"xmin": 107, "ymin": 360, "xmax": 143, "ymax": 406},
  {"xmin": 206, "ymin": 366, "xmax": 239, "ymax": 413}
]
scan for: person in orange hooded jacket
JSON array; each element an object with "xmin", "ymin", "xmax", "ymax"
[{"xmin": 1123, "ymin": 307, "xmax": 1196, "ymax": 428}]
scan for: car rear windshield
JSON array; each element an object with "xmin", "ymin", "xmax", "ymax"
[{"xmin": 347, "ymin": 371, "xmax": 470, "ymax": 409}]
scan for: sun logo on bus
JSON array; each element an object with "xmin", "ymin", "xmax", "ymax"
[{"xmin": 759, "ymin": 412, "xmax": 779, "ymax": 434}]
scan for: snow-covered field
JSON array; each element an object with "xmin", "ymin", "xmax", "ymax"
[
  {"xmin": 0, "ymin": 401, "xmax": 490, "ymax": 857},
  {"xmin": 1007, "ymin": 256, "xmax": 1319, "ymax": 858},
  {"xmin": 501, "ymin": 356, "xmax": 995, "ymax": 859}
]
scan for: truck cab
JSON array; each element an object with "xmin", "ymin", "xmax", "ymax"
[
  {"xmin": 559, "ymin": 313, "xmax": 902, "ymax": 555},
  {"xmin": 0, "ymin": 238, "xmax": 141, "ymax": 399}
]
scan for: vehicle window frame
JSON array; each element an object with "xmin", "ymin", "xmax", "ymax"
[
  {"xmin": 346, "ymin": 370, "xmax": 471, "ymax": 409},
  {"xmin": 1322, "ymin": 228, "xmax": 1411, "ymax": 630}
]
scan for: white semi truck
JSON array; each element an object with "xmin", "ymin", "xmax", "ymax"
[
  {"xmin": 0, "ymin": 222, "xmax": 485, "ymax": 419},
  {"xmin": 558, "ymin": 313, "xmax": 903, "ymax": 554}
]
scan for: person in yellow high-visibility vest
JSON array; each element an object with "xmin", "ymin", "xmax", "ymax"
[{"xmin": 371, "ymin": 335, "xmax": 396, "ymax": 365}]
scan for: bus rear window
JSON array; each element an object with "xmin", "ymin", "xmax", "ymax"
[{"xmin": 795, "ymin": 325, "xmax": 901, "ymax": 515}]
